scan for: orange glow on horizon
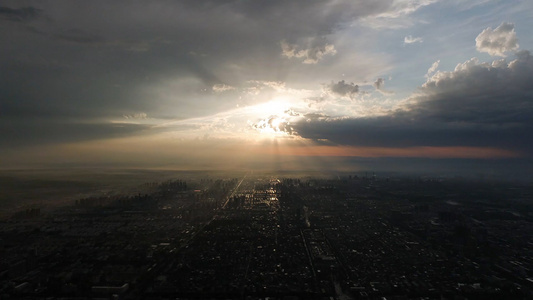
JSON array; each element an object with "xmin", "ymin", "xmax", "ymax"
[{"xmin": 256, "ymin": 144, "xmax": 520, "ymax": 159}]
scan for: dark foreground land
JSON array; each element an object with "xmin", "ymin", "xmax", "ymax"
[{"xmin": 1, "ymin": 171, "xmax": 533, "ymax": 299}]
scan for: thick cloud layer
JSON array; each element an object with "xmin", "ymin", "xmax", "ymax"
[
  {"xmin": 0, "ymin": 6, "xmax": 42, "ymax": 22},
  {"xmin": 294, "ymin": 51, "xmax": 533, "ymax": 154},
  {"xmin": 0, "ymin": 0, "xmax": 416, "ymax": 147}
]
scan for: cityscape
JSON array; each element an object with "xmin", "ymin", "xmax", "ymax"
[
  {"xmin": 1, "ymin": 171, "xmax": 532, "ymax": 299},
  {"xmin": 2, "ymin": 1, "xmax": 533, "ymax": 299}
]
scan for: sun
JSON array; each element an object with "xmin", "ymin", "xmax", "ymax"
[
  {"xmin": 244, "ymin": 97, "xmax": 304, "ymax": 138},
  {"xmin": 252, "ymin": 116, "xmax": 290, "ymax": 135},
  {"xmin": 270, "ymin": 117, "xmax": 283, "ymax": 130}
]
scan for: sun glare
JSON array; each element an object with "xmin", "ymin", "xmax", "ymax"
[
  {"xmin": 270, "ymin": 117, "xmax": 283, "ymax": 130},
  {"xmin": 246, "ymin": 98, "xmax": 300, "ymax": 137},
  {"xmin": 254, "ymin": 99, "xmax": 290, "ymax": 115},
  {"xmin": 253, "ymin": 116, "xmax": 290, "ymax": 135}
]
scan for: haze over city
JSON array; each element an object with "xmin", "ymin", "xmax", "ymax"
[
  {"xmin": 2, "ymin": 2, "xmax": 533, "ymax": 299},
  {"xmin": 1, "ymin": 0, "xmax": 532, "ymax": 177}
]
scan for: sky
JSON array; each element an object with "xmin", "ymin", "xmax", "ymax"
[{"xmin": 1, "ymin": 0, "xmax": 533, "ymax": 176}]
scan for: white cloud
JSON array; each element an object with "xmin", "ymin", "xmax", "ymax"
[
  {"xmin": 123, "ymin": 112, "xmax": 147, "ymax": 119},
  {"xmin": 388, "ymin": 0, "xmax": 441, "ymax": 17},
  {"xmin": 425, "ymin": 60, "xmax": 440, "ymax": 78},
  {"xmin": 251, "ymin": 115, "xmax": 294, "ymax": 135},
  {"xmin": 212, "ymin": 84, "xmax": 235, "ymax": 93},
  {"xmin": 360, "ymin": 0, "xmax": 439, "ymax": 29},
  {"xmin": 281, "ymin": 40, "xmax": 336, "ymax": 64},
  {"xmin": 251, "ymin": 80, "xmax": 286, "ymax": 92},
  {"xmin": 404, "ymin": 35, "xmax": 423, "ymax": 44},
  {"xmin": 475, "ymin": 22, "xmax": 519, "ymax": 57},
  {"xmin": 294, "ymin": 50, "xmax": 533, "ymax": 154}
]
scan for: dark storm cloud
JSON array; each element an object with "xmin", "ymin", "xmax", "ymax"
[
  {"xmin": 294, "ymin": 51, "xmax": 533, "ymax": 154},
  {"xmin": 0, "ymin": 119, "xmax": 152, "ymax": 147},
  {"xmin": 0, "ymin": 0, "xmax": 420, "ymax": 146},
  {"xmin": 295, "ymin": 116, "xmax": 533, "ymax": 150},
  {"xmin": 54, "ymin": 29, "xmax": 105, "ymax": 44},
  {"xmin": 416, "ymin": 51, "xmax": 533, "ymax": 125},
  {"xmin": 215, "ymin": 0, "xmax": 390, "ymax": 36},
  {"xmin": 0, "ymin": 6, "xmax": 42, "ymax": 22}
]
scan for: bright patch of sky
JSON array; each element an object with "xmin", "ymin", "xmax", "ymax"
[
  {"xmin": 355, "ymin": 0, "xmax": 533, "ymax": 100},
  {"xmin": 1, "ymin": 0, "xmax": 533, "ymax": 169}
]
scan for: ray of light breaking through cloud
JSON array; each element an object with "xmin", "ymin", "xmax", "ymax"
[{"xmin": 1, "ymin": 0, "xmax": 533, "ymax": 176}]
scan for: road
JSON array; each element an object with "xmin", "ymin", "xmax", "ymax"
[
  {"xmin": 179, "ymin": 172, "xmax": 248, "ymax": 250},
  {"xmin": 221, "ymin": 172, "xmax": 247, "ymax": 209}
]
